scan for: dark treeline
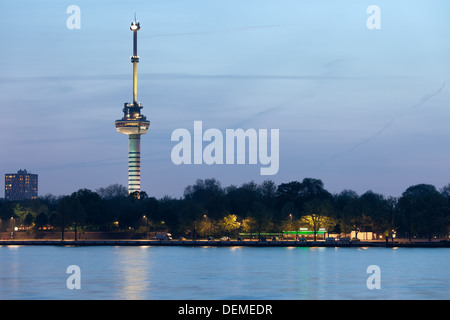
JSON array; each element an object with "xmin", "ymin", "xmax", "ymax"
[{"xmin": 1, "ymin": 178, "xmax": 449, "ymax": 240}]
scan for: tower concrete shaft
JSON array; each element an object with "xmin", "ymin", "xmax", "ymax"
[
  {"xmin": 115, "ymin": 18, "xmax": 150, "ymax": 197},
  {"xmin": 128, "ymin": 134, "xmax": 141, "ymax": 194}
]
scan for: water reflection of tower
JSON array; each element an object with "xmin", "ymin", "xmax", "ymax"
[{"xmin": 115, "ymin": 19, "xmax": 150, "ymax": 197}]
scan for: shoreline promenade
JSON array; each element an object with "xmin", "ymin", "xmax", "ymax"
[{"xmin": 0, "ymin": 239, "xmax": 448, "ymax": 248}]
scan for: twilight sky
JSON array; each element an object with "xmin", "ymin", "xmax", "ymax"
[{"xmin": 0, "ymin": 0, "xmax": 449, "ymax": 199}]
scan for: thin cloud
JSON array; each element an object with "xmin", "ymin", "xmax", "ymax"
[
  {"xmin": 314, "ymin": 79, "xmax": 450, "ymax": 169},
  {"xmin": 0, "ymin": 73, "xmax": 410, "ymax": 84},
  {"xmin": 144, "ymin": 24, "xmax": 288, "ymax": 39}
]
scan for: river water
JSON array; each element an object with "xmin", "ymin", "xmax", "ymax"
[{"xmin": 0, "ymin": 245, "xmax": 448, "ymax": 300}]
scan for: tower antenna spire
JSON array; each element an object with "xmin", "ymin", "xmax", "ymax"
[{"xmin": 130, "ymin": 16, "xmax": 140, "ymax": 103}]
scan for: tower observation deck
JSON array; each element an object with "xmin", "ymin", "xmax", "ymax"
[{"xmin": 115, "ymin": 18, "xmax": 150, "ymax": 196}]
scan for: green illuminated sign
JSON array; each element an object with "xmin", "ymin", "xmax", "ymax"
[{"xmin": 283, "ymin": 230, "xmax": 327, "ymax": 235}]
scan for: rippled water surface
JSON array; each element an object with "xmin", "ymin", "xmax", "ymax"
[{"xmin": 0, "ymin": 245, "xmax": 448, "ymax": 300}]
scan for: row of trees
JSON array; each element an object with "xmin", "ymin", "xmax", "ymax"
[{"xmin": 0, "ymin": 178, "xmax": 449, "ymax": 240}]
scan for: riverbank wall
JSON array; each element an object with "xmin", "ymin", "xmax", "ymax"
[{"xmin": 0, "ymin": 239, "xmax": 448, "ymax": 248}]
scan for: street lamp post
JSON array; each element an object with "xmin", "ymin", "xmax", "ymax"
[
  {"xmin": 290, "ymin": 213, "xmax": 293, "ymax": 239},
  {"xmin": 10, "ymin": 217, "xmax": 15, "ymax": 240},
  {"xmin": 143, "ymin": 215, "xmax": 148, "ymax": 239},
  {"xmin": 204, "ymin": 214, "xmax": 208, "ymax": 239}
]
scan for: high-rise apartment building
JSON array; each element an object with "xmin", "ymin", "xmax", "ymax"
[{"xmin": 5, "ymin": 169, "xmax": 38, "ymax": 201}]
